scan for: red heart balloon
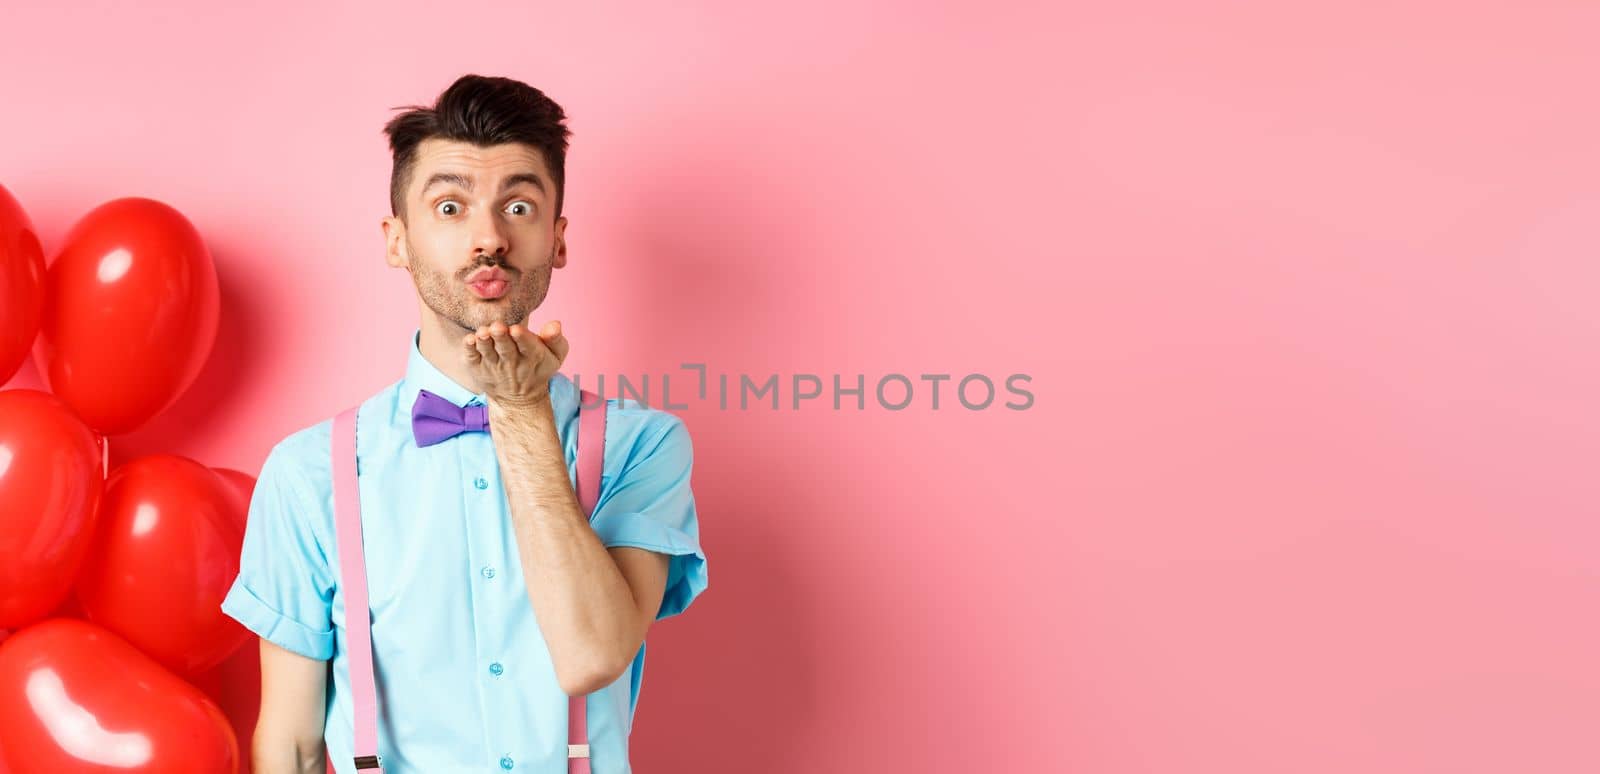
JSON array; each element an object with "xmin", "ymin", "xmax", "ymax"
[
  {"xmin": 0, "ymin": 390, "xmax": 104, "ymax": 630},
  {"xmin": 0, "ymin": 618, "xmax": 237, "ymax": 773},
  {"xmin": 198, "ymin": 467, "xmax": 261, "ymax": 772},
  {"xmin": 0, "ymin": 184, "xmax": 45, "ymax": 385},
  {"xmin": 203, "ymin": 469, "xmax": 331, "ymax": 774},
  {"xmin": 193, "ymin": 633, "xmax": 261, "ymax": 774},
  {"xmin": 74, "ymin": 455, "xmax": 248, "ymax": 677},
  {"xmin": 31, "ymin": 197, "xmax": 219, "ymax": 435}
]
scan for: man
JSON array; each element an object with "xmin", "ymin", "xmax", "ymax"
[{"xmin": 221, "ymin": 74, "xmax": 709, "ymax": 773}]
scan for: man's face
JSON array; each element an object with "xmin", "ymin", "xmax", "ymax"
[{"xmin": 383, "ymin": 137, "xmax": 567, "ymax": 334}]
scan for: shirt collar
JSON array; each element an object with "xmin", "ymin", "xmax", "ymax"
[{"xmin": 398, "ymin": 327, "xmax": 575, "ymax": 416}]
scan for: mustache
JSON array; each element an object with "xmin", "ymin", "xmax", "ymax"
[
  {"xmin": 456, "ymin": 243, "xmax": 556, "ymax": 279},
  {"xmin": 461, "ymin": 259, "xmax": 515, "ymax": 279}
]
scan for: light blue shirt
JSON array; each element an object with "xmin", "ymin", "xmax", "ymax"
[{"xmin": 221, "ymin": 328, "xmax": 708, "ymax": 773}]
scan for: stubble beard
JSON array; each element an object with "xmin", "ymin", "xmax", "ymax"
[{"xmin": 409, "ymin": 239, "xmax": 555, "ymax": 335}]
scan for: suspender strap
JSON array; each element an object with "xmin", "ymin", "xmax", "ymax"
[
  {"xmin": 333, "ymin": 389, "xmax": 608, "ymax": 774},
  {"xmin": 569, "ymin": 388, "xmax": 605, "ymax": 772},
  {"xmin": 332, "ymin": 406, "xmax": 382, "ymax": 772}
]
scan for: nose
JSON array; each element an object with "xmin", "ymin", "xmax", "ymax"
[{"xmin": 468, "ymin": 206, "xmax": 509, "ymax": 258}]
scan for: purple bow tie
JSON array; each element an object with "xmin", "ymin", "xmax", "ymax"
[{"xmin": 411, "ymin": 389, "xmax": 491, "ymax": 447}]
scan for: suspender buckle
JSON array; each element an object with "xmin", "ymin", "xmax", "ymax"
[
  {"xmin": 354, "ymin": 753, "xmax": 383, "ymax": 770},
  {"xmin": 568, "ymin": 744, "xmax": 591, "ymax": 759}
]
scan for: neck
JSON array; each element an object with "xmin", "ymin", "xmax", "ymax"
[{"xmin": 417, "ymin": 315, "xmax": 496, "ymax": 398}]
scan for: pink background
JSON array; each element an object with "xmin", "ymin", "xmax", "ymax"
[{"xmin": 3, "ymin": 1, "xmax": 1598, "ymax": 772}]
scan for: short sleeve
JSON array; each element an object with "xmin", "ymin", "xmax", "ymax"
[
  {"xmin": 589, "ymin": 414, "xmax": 709, "ymax": 621},
  {"xmin": 220, "ymin": 439, "xmax": 336, "ymax": 660}
]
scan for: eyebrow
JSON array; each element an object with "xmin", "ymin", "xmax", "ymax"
[{"xmin": 419, "ymin": 171, "xmax": 546, "ymax": 197}]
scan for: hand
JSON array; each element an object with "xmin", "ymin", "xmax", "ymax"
[{"xmin": 462, "ymin": 320, "xmax": 569, "ymax": 408}]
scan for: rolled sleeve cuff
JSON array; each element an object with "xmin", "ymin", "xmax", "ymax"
[
  {"xmin": 220, "ymin": 580, "xmax": 334, "ymax": 661},
  {"xmin": 591, "ymin": 510, "xmax": 709, "ymax": 621}
]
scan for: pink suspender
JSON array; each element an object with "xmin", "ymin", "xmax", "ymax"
[
  {"xmin": 332, "ymin": 404, "xmax": 380, "ymax": 772},
  {"xmin": 332, "ymin": 389, "xmax": 607, "ymax": 773},
  {"xmin": 568, "ymin": 389, "xmax": 605, "ymax": 774}
]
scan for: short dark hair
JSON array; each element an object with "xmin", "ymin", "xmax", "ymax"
[{"xmin": 383, "ymin": 74, "xmax": 573, "ymax": 220}]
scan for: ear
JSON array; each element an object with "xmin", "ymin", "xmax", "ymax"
[
  {"xmin": 382, "ymin": 214, "xmax": 409, "ymax": 270},
  {"xmin": 552, "ymin": 215, "xmax": 568, "ymax": 269}
]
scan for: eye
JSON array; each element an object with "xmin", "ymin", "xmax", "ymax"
[
  {"xmin": 506, "ymin": 201, "xmax": 533, "ymax": 216},
  {"xmin": 436, "ymin": 200, "xmax": 460, "ymax": 217}
]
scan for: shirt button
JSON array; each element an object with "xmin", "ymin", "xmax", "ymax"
[
  {"xmin": 499, "ymin": 754, "xmax": 514, "ymax": 770},
  {"xmin": 481, "ymin": 566, "xmax": 496, "ymax": 579},
  {"xmin": 489, "ymin": 662, "xmax": 504, "ymax": 676},
  {"xmin": 474, "ymin": 476, "xmax": 489, "ymax": 490}
]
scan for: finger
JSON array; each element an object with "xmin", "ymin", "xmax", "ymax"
[
  {"xmin": 531, "ymin": 319, "xmax": 569, "ymax": 366},
  {"xmin": 539, "ymin": 319, "xmax": 565, "ymax": 346},
  {"xmin": 474, "ymin": 326, "xmax": 499, "ymax": 364},
  {"xmin": 490, "ymin": 324, "xmax": 518, "ymax": 360},
  {"xmin": 521, "ymin": 323, "xmax": 555, "ymax": 362},
  {"xmin": 463, "ymin": 333, "xmax": 482, "ymax": 363},
  {"xmin": 544, "ymin": 327, "xmax": 569, "ymax": 364},
  {"xmin": 509, "ymin": 323, "xmax": 545, "ymax": 359}
]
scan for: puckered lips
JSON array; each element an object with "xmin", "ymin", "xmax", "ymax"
[{"xmin": 466, "ymin": 267, "xmax": 510, "ymax": 299}]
